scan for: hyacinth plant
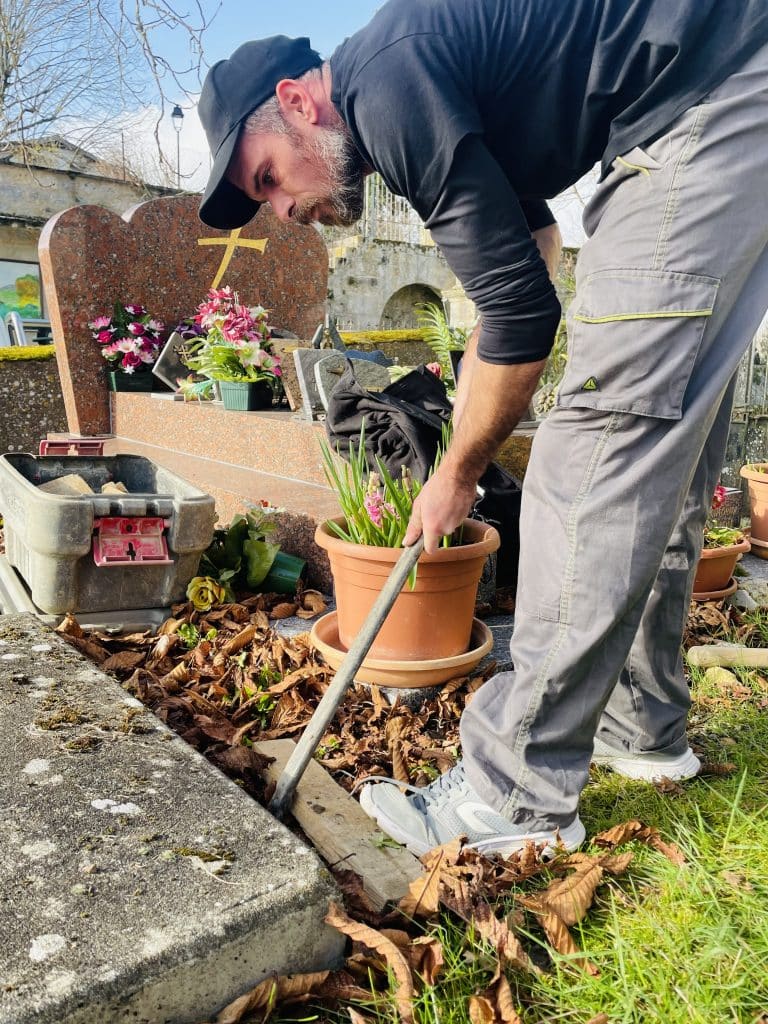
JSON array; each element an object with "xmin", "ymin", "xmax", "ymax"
[
  {"xmin": 89, "ymin": 302, "xmax": 165, "ymax": 375},
  {"xmin": 179, "ymin": 286, "xmax": 281, "ymax": 385},
  {"xmin": 320, "ymin": 421, "xmax": 455, "ymax": 551}
]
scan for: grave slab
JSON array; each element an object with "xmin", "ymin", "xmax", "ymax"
[
  {"xmin": 0, "ymin": 613, "xmax": 343, "ymax": 1024},
  {"xmin": 315, "ymin": 355, "xmax": 391, "ymax": 410},
  {"xmin": 293, "ymin": 349, "xmax": 337, "ymax": 420},
  {"xmin": 39, "ymin": 196, "xmax": 328, "ymax": 437}
]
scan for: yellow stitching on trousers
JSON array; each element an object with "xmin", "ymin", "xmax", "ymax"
[
  {"xmin": 616, "ymin": 155, "xmax": 651, "ymax": 176},
  {"xmin": 574, "ymin": 309, "xmax": 713, "ymax": 324}
]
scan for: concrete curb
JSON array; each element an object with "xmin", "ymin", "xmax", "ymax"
[{"xmin": 0, "ymin": 613, "xmax": 344, "ymax": 1024}]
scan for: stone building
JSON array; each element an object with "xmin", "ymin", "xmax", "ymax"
[{"xmin": 0, "ymin": 138, "xmax": 175, "ymax": 342}]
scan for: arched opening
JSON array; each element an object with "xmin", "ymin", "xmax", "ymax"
[{"xmin": 379, "ymin": 283, "xmax": 442, "ymax": 330}]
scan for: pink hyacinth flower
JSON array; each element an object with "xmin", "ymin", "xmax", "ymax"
[{"xmin": 364, "ymin": 492, "xmax": 384, "ymax": 528}]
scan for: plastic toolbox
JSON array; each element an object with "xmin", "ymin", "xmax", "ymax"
[{"xmin": 0, "ymin": 453, "xmax": 216, "ymax": 614}]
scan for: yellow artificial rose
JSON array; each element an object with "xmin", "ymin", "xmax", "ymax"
[{"xmin": 186, "ymin": 576, "xmax": 226, "ymax": 612}]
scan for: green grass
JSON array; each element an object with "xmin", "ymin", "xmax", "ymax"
[{"xmin": 286, "ymin": 662, "xmax": 768, "ymax": 1024}]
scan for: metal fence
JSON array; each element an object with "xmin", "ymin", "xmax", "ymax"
[{"xmin": 322, "ymin": 174, "xmax": 431, "ymax": 247}]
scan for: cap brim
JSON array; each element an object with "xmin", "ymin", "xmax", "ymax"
[{"xmin": 198, "ymin": 125, "xmax": 260, "ymax": 230}]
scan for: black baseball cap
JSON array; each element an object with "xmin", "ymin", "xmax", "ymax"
[{"xmin": 198, "ymin": 36, "xmax": 323, "ymax": 229}]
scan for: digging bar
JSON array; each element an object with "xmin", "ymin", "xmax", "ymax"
[{"xmin": 268, "ymin": 536, "xmax": 424, "ymax": 819}]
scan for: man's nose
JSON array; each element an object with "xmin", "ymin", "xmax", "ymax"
[{"xmin": 269, "ymin": 191, "xmax": 294, "ymax": 222}]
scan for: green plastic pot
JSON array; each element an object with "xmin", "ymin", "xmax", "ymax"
[{"xmin": 261, "ymin": 551, "xmax": 307, "ymax": 595}]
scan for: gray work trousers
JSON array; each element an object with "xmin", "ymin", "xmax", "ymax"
[{"xmin": 461, "ymin": 40, "xmax": 768, "ymax": 829}]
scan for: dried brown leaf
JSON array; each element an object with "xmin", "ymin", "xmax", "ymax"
[
  {"xmin": 539, "ymin": 860, "xmax": 604, "ymax": 925},
  {"xmin": 296, "ymin": 590, "xmax": 327, "ymax": 618},
  {"xmin": 101, "ymin": 650, "xmax": 147, "ymax": 673},
  {"xmin": 159, "ymin": 662, "xmax": 192, "ymax": 685},
  {"xmin": 489, "ymin": 973, "xmax": 523, "ymax": 1024},
  {"xmin": 471, "ymin": 900, "xmax": 532, "ymax": 971},
  {"xmin": 270, "ymin": 602, "xmax": 299, "ymax": 619},
  {"xmin": 157, "ymin": 616, "xmax": 185, "ymax": 636},
  {"xmin": 55, "ymin": 612, "xmax": 82, "ymax": 637},
  {"xmin": 468, "ymin": 995, "xmax": 495, "ymax": 1024},
  {"xmin": 408, "ymin": 936, "xmax": 445, "ymax": 986},
  {"xmin": 215, "ymin": 624, "xmax": 258, "ymax": 661},
  {"xmin": 398, "ymin": 857, "xmax": 443, "ymax": 919},
  {"xmin": 325, "ymin": 902, "xmax": 415, "ymax": 1024},
  {"xmin": 586, "ymin": 1015, "xmax": 610, "ymax": 1024},
  {"xmin": 214, "ymin": 970, "xmax": 330, "ymax": 1023},
  {"xmin": 347, "ymin": 1009, "xmax": 375, "ymax": 1024},
  {"xmin": 63, "ymin": 634, "xmax": 111, "ymax": 663},
  {"xmin": 537, "ymin": 908, "xmax": 599, "ymax": 976},
  {"xmin": 648, "ymin": 834, "xmax": 686, "ymax": 866},
  {"xmin": 594, "ymin": 819, "xmax": 686, "ymax": 865}
]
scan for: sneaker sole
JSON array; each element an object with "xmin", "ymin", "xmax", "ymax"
[
  {"xmin": 470, "ymin": 816, "xmax": 586, "ymax": 858},
  {"xmin": 359, "ymin": 786, "xmax": 586, "ymax": 859},
  {"xmin": 592, "ymin": 747, "xmax": 701, "ymax": 782}
]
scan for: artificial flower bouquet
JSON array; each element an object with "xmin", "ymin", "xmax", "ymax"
[
  {"xmin": 89, "ymin": 302, "xmax": 165, "ymax": 375},
  {"xmin": 703, "ymin": 484, "xmax": 746, "ymax": 549},
  {"xmin": 179, "ymin": 286, "xmax": 282, "ymax": 386}
]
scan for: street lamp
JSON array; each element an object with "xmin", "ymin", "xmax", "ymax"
[{"xmin": 171, "ymin": 104, "xmax": 184, "ymax": 189}]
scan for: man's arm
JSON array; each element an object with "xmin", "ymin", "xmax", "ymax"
[
  {"xmin": 407, "ymin": 220, "xmax": 562, "ymax": 552},
  {"xmin": 404, "ymin": 357, "xmax": 546, "ymax": 551}
]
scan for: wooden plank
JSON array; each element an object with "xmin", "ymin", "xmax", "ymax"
[
  {"xmin": 687, "ymin": 644, "xmax": 768, "ymax": 668},
  {"xmin": 254, "ymin": 739, "xmax": 423, "ymax": 910}
]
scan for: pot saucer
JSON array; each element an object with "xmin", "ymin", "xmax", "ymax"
[
  {"xmin": 309, "ymin": 612, "xmax": 493, "ymax": 689},
  {"xmin": 746, "ymin": 534, "xmax": 768, "ymax": 560},
  {"xmin": 691, "ymin": 576, "xmax": 738, "ymax": 602}
]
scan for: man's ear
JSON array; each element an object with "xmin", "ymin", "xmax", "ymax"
[{"xmin": 275, "ymin": 79, "xmax": 319, "ymax": 125}]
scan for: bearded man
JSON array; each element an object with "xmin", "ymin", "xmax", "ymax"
[{"xmin": 198, "ymin": 2, "xmax": 768, "ymax": 857}]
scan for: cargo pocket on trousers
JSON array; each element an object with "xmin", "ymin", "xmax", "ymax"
[{"xmin": 557, "ymin": 269, "xmax": 719, "ymax": 419}]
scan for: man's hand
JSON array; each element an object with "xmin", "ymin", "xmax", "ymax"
[{"xmin": 403, "ymin": 463, "xmax": 478, "ymax": 553}]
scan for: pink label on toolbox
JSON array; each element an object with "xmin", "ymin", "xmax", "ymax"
[{"xmin": 92, "ymin": 517, "xmax": 172, "ymax": 566}]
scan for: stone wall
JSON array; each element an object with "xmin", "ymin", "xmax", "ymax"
[
  {"xmin": 0, "ymin": 347, "xmax": 67, "ymax": 453},
  {"xmin": 328, "ymin": 238, "xmax": 457, "ymax": 331}
]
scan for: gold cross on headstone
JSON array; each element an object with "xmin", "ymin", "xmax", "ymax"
[{"xmin": 197, "ymin": 228, "xmax": 269, "ymax": 288}]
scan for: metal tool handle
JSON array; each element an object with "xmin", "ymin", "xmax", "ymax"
[{"xmin": 268, "ymin": 537, "xmax": 425, "ymax": 818}]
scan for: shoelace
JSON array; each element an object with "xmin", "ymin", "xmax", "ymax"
[{"xmin": 353, "ymin": 764, "xmax": 467, "ymax": 812}]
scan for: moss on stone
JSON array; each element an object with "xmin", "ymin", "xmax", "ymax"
[
  {"xmin": 339, "ymin": 329, "xmax": 426, "ymax": 345},
  {"xmin": 0, "ymin": 345, "xmax": 55, "ymax": 362}
]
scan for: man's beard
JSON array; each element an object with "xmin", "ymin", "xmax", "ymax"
[{"xmin": 288, "ymin": 121, "xmax": 366, "ymax": 227}]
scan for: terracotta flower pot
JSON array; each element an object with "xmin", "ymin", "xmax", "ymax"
[
  {"xmin": 740, "ymin": 463, "xmax": 768, "ymax": 543},
  {"xmin": 693, "ymin": 535, "xmax": 750, "ymax": 597},
  {"xmin": 315, "ymin": 517, "xmax": 500, "ymax": 661}
]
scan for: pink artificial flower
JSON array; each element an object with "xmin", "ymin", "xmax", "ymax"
[
  {"xmin": 116, "ymin": 337, "xmax": 136, "ymax": 353},
  {"xmin": 139, "ymin": 349, "xmax": 156, "ymax": 363},
  {"xmin": 426, "ymin": 361, "xmax": 443, "ymax": 379},
  {"xmin": 127, "ymin": 321, "xmax": 146, "ymax": 336},
  {"xmin": 121, "ymin": 351, "xmax": 142, "ymax": 373},
  {"xmin": 97, "ymin": 330, "xmax": 113, "ymax": 345},
  {"xmin": 125, "ymin": 304, "xmax": 146, "ymax": 316},
  {"xmin": 90, "ymin": 315, "xmax": 112, "ymax": 330},
  {"xmin": 146, "ymin": 319, "xmax": 164, "ymax": 333},
  {"xmin": 712, "ymin": 484, "xmax": 727, "ymax": 510}
]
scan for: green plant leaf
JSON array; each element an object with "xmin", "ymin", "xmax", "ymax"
[{"xmin": 243, "ymin": 538, "xmax": 280, "ymax": 588}]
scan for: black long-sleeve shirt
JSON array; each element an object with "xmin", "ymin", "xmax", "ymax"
[{"xmin": 330, "ymin": 0, "xmax": 768, "ymax": 364}]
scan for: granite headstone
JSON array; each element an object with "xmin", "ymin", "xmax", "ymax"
[{"xmin": 39, "ymin": 195, "xmax": 328, "ymax": 435}]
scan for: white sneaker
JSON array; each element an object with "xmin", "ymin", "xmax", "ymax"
[
  {"xmin": 592, "ymin": 737, "xmax": 701, "ymax": 782},
  {"xmin": 358, "ymin": 762, "xmax": 585, "ymax": 858}
]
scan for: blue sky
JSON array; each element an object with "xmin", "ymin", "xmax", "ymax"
[{"xmin": 158, "ymin": 1, "xmax": 383, "ymax": 86}]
